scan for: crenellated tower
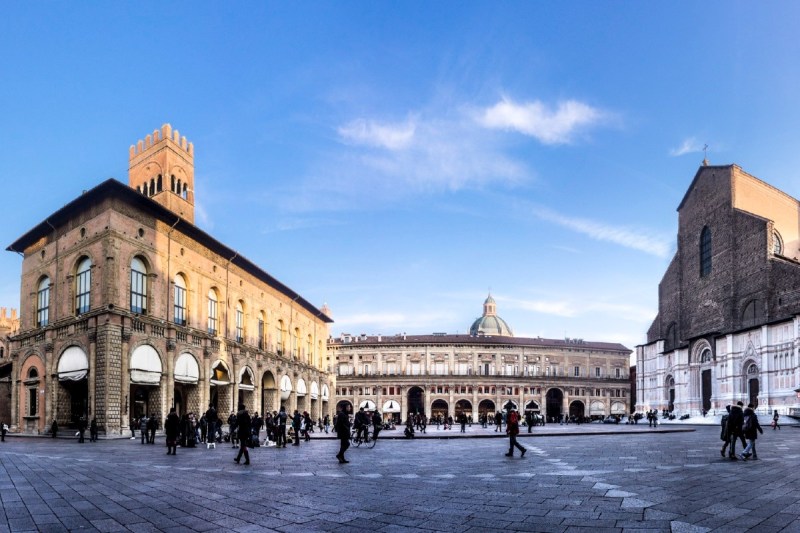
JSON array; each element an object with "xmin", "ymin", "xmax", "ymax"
[{"xmin": 128, "ymin": 123, "xmax": 195, "ymax": 224}]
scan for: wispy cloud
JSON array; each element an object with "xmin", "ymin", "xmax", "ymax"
[
  {"xmin": 338, "ymin": 117, "xmax": 416, "ymax": 150},
  {"xmin": 530, "ymin": 206, "xmax": 671, "ymax": 258},
  {"xmin": 670, "ymin": 137, "xmax": 704, "ymax": 157},
  {"xmin": 332, "ymin": 310, "xmax": 456, "ymax": 332},
  {"xmin": 503, "ymin": 295, "xmax": 655, "ymax": 323},
  {"xmin": 477, "ymin": 97, "xmax": 608, "ymax": 144}
]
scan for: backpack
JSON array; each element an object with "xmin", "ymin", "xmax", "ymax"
[{"xmin": 742, "ymin": 413, "xmax": 752, "ymax": 433}]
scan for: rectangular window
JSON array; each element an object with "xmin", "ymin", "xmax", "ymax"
[
  {"xmin": 615, "ymin": 368, "xmax": 621, "ymax": 378},
  {"xmin": 574, "ymin": 366, "xmax": 580, "ymax": 377},
  {"xmin": 207, "ymin": 298, "xmax": 217, "ymax": 335},
  {"xmin": 387, "ymin": 363, "xmax": 396, "ymax": 375},
  {"xmin": 37, "ymin": 286, "xmax": 49, "ymax": 328},
  {"xmin": 76, "ymin": 269, "xmax": 91, "ymax": 315},
  {"xmin": 258, "ymin": 320, "xmax": 265, "ymax": 349},
  {"xmin": 174, "ymin": 285, "xmax": 187, "ymax": 326},
  {"xmin": 235, "ymin": 309, "xmax": 244, "ymax": 343},
  {"xmin": 130, "ymin": 269, "xmax": 146, "ymax": 314},
  {"xmin": 595, "ymin": 367, "xmax": 601, "ymax": 377},
  {"xmin": 28, "ymin": 387, "xmax": 37, "ymax": 416}
]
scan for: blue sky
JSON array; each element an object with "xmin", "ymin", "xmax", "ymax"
[{"xmin": 2, "ymin": 3, "xmax": 800, "ymax": 352}]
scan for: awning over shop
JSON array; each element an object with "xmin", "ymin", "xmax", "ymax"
[
  {"xmin": 58, "ymin": 346, "xmax": 89, "ymax": 381},
  {"xmin": 359, "ymin": 400, "xmax": 376, "ymax": 410},
  {"xmin": 280, "ymin": 375, "xmax": 292, "ymax": 401},
  {"xmin": 238, "ymin": 366, "xmax": 255, "ymax": 391},
  {"xmin": 383, "ymin": 400, "xmax": 401, "ymax": 413},
  {"xmin": 296, "ymin": 378, "xmax": 307, "ymax": 397},
  {"xmin": 210, "ymin": 361, "xmax": 230, "ymax": 386},
  {"xmin": 321, "ymin": 384, "xmax": 330, "ymax": 402},
  {"xmin": 590, "ymin": 401, "xmax": 605, "ymax": 415},
  {"xmin": 130, "ymin": 345, "xmax": 163, "ymax": 385},
  {"xmin": 310, "ymin": 381, "xmax": 319, "ymax": 400},
  {"xmin": 611, "ymin": 401, "xmax": 626, "ymax": 414},
  {"xmin": 174, "ymin": 353, "xmax": 199, "ymax": 384}
]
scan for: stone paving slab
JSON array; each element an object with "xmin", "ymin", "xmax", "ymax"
[{"xmin": 0, "ymin": 426, "xmax": 797, "ymax": 531}]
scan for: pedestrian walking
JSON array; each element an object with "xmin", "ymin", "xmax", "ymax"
[
  {"xmin": 51, "ymin": 419, "xmax": 58, "ymax": 439},
  {"xmin": 234, "ymin": 403, "xmax": 251, "ymax": 465},
  {"xmin": 89, "ymin": 418, "xmax": 98, "ymax": 442},
  {"xmin": 720, "ymin": 405, "xmax": 731, "ymax": 457},
  {"xmin": 739, "ymin": 403, "xmax": 763, "ymax": 460},
  {"xmin": 772, "ymin": 410, "xmax": 781, "ymax": 430},
  {"xmin": 140, "ymin": 416, "xmax": 148, "ymax": 444},
  {"xmin": 335, "ymin": 406, "xmax": 351, "ymax": 464},
  {"xmin": 494, "ymin": 411, "xmax": 503, "ymax": 432},
  {"xmin": 147, "ymin": 414, "xmax": 157, "ymax": 444},
  {"xmin": 164, "ymin": 407, "xmax": 179, "ymax": 455},
  {"xmin": 371, "ymin": 410, "xmax": 382, "ymax": 442},
  {"xmin": 727, "ymin": 401, "xmax": 746, "ymax": 459},
  {"xmin": 505, "ymin": 407, "xmax": 526, "ymax": 458},
  {"xmin": 291, "ymin": 409, "xmax": 302, "ymax": 446},
  {"xmin": 0, "ymin": 421, "xmax": 7, "ymax": 442},
  {"xmin": 77, "ymin": 415, "xmax": 87, "ymax": 443},
  {"xmin": 276, "ymin": 407, "xmax": 287, "ymax": 447}
]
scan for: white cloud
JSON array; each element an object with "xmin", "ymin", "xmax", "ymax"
[
  {"xmin": 670, "ymin": 137, "xmax": 705, "ymax": 157},
  {"xmin": 530, "ymin": 206, "xmax": 671, "ymax": 258},
  {"xmin": 477, "ymin": 97, "xmax": 607, "ymax": 144},
  {"xmin": 338, "ymin": 118, "xmax": 417, "ymax": 151}
]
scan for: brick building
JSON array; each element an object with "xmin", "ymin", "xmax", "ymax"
[
  {"xmin": 6, "ymin": 124, "xmax": 333, "ymax": 435},
  {"xmin": 637, "ymin": 163, "xmax": 800, "ymax": 416},
  {"xmin": 332, "ymin": 295, "xmax": 631, "ymax": 423}
]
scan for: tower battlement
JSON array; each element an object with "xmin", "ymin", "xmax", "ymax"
[
  {"xmin": 128, "ymin": 123, "xmax": 196, "ymax": 224},
  {"xmin": 129, "ymin": 123, "xmax": 194, "ymax": 161}
]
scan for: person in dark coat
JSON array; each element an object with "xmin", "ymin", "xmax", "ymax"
[
  {"xmin": 739, "ymin": 403, "xmax": 763, "ymax": 460},
  {"xmin": 89, "ymin": 418, "xmax": 98, "ymax": 442},
  {"xmin": 51, "ymin": 419, "xmax": 58, "ymax": 439},
  {"xmin": 204, "ymin": 404, "xmax": 218, "ymax": 443},
  {"xmin": 291, "ymin": 410, "xmax": 302, "ymax": 446},
  {"xmin": 726, "ymin": 401, "xmax": 746, "ymax": 459},
  {"xmin": 275, "ymin": 407, "xmax": 287, "ymax": 447},
  {"xmin": 505, "ymin": 407, "xmax": 526, "ymax": 458},
  {"xmin": 77, "ymin": 415, "xmax": 87, "ymax": 443},
  {"xmin": 335, "ymin": 406, "xmax": 351, "ymax": 464},
  {"xmin": 720, "ymin": 405, "xmax": 731, "ymax": 457},
  {"xmin": 147, "ymin": 414, "xmax": 157, "ymax": 444},
  {"xmin": 234, "ymin": 403, "xmax": 251, "ymax": 465},
  {"xmin": 164, "ymin": 407, "xmax": 180, "ymax": 455}
]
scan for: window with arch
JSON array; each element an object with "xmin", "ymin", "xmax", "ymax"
[
  {"xmin": 747, "ymin": 363, "xmax": 758, "ymax": 375},
  {"xmin": 75, "ymin": 257, "xmax": 92, "ymax": 315},
  {"xmin": 130, "ymin": 257, "xmax": 147, "ymax": 314},
  {"xmin": 235, "ymin": 301, "xmax": 244, "ymax": 343},
  {"xmin": 37, "ymin": 276, "xmax": 50, "ymax": 327},
  {"xmin": 207, "ymin": 289, "xmax": 218, "ymax": 335},
  {"xmin": 174, "ymin": 274, "xmax": 187, "ymax": 326},
  {"xmin": 306, "ymin": 334, "xmax": 313, "ymax": 363},
  {"xmin": 293, "ymin": 328, "xmax": 300, "ymax": 358},
  {"xmin": 700, "ymin": 348, "xmax": 712, "ymax": 363},
  {"xmin": 700, "ymin": 226, "xmax": 712, "ymax": 277},
  {"xmin": 27, "ymin": 367, "xmax": 38, "ymax": 379},
  {"xmin": 773, "ymin": 230, "xmax": 783, "ymax": 255}
]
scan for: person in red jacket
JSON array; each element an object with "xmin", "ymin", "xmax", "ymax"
[{"xmin": 505, "ymin": 407, "xmax": 526, "ymax": 458}]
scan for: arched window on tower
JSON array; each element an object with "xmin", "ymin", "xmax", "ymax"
[
  {"xmin": 171, "ymin": 175, "xmax": 176, "ymax": 193},
  {"xmin": 182, "ymin": 182, "xmax": 188, "ymax": 199},
  {"xmin": 700, "ymin": 226, "xmax": 712, "ymax": 277},
  {"xmin": 157, "ymin": 174, "xmax": 162, "ymax": 192},
  {"xmin": 149, "ymin": 179, "xmax": 155, "ymax": 196},
  {"xmin": 177, "ymin": 179, "xmax": 182, "ymax": 197}
]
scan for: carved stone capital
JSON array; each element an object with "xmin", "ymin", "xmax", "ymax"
[
  {"xmin": 166, "ymin": 340, "xmax": 176, "ymax": 352},
  {"xmin": 88, "ymin": 331, "xmax": 98, "ymax": 342},
  {"xmin": 122, "ymin": 331, "xmax": 132, "ymax": 342}
]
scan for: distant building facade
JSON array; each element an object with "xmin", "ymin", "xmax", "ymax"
[
  {"xmin": 0, "ymin": 308, "xmax": 20, "ymax": 424},
  {"xmin": 6, "ymin": 124, "xmax": 333, "ymax": 435},
  {"xmin": 637, "ymin": 164, "xmax": 800, "ymax": 416},
  {"xmin": 331, "ymin": 295, "xmax": 631, "ymax": 422}
]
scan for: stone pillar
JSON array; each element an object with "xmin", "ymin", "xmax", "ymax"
[
  {"xmin": 121, "ymin": 328, "xmax": 131, "ymax": 430},
  {"xmin": 448, "ymin": 388, "xmax": 454, "ymax": 418}
]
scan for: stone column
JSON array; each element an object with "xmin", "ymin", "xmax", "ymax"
[{"xmin": 121, "ymin": 329, "xmax": 131, "ymax": 430}]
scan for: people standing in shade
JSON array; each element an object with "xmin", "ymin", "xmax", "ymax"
[
  {"xmin": 205, "ymin": 404, "xmax": 218, "ymax": 443},
  {"xmin": 0, "ymin": 421, "xmax": 7, "ymax": 442},
  {"xmin": 276, "ymin": 407, "xmax": 288, "ymax": 448},
  {"xmin": 51, "ymin": 419, "xmax": 58, "ymax": 439},
  {"xmin": 494, "ymin": 411, "xmax": 503, "ymax": 432},
  {"xmin": 291, "ymin": 409, "xmax": 302, "ymax": 446},
  {"xmin": 371, "ymin": 410, "xmax": 382, "ymax": 442},
  {"xmin": 323, "ymin": 414, "xmax": 330, "ymax": 434},
  {"xmin": 302, "ymin": 412, "xmax": 313, "ymax": 442},
  {"xmin": 505, "ymin": 407, "xmax": 526, "ymax": 458},
  {"xmin": 164, "ymin": 407, "xmax": 180, "ymax": 455},
  {"xmin": 147, "ymin": 414, "xmax": 157, "ymax": 444},
  {"xmin": 234, "ymin": 403, "xmax": 251, "ymax": 465},
  {"xmin": 525, "ymin": 411, "xmax": 534, "ymax": 434},
  {"xmin": 772, "ymin": 410, "xmax": 781, "ymax": 430},
  {"xmin": 89, "ymin": 418, "xmax": 98, "ymax": 442},
  {"xmin": 739, "ymin": 403, "xmax": 764, "ymax": 461},
  {"xmin": 140, "ymin": 416, "xmax": 148, "ymax": 444},
  {"xmin": 458, "ymin": 412, "xmax": 467, "ymax": 433},
  {"xmin": 335, "ymin": 406, "xmax": 351, "ymax": 464},
  {"xmin": 727, "ymin": 401, "xmax": 745, "ymax": 460}
]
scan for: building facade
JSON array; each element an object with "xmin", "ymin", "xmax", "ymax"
[
  {"xmin": 6, "ymin": 124, "xmax": 333, "ymax": 435},
  {"xmin": 637, "ymin": 163, "xmax": 800, "ymax": 416},
  {"xmin": 331, "ymin": 295, "xmax": 631, "ymax": 422}
]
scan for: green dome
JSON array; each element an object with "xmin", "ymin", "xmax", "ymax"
[{"xmin": 469, "ymin": 293, "xmax": 513, "ymax": 336}]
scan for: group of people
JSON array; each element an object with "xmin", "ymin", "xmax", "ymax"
[{"xmin": 719, "ymin": 401, "xmax": 765, "ymax": 460}]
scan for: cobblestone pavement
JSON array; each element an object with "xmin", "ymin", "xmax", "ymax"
[{"xmin": 0, "ymin": 426, "xmax": 798, "ymax": 532}]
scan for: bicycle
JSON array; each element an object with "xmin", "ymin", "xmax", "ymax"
[{"xmin": 350, "ymin": 426, "xmax": 377, "ymax": 449}]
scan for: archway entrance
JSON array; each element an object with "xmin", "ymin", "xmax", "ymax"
[
  {"xmin": 478, "ymin": 399, "xmax": 496, "ymax": 416},
  {"xmin": 502, "ymin": 400, "xmax": 518, "ymax": 412},
  {"xmin": 701, "ymin": 369, "xmax": 712, "ymax": 412},
  {"xmin": 173, "ymin": 352, "xmax": 199, "ymax": 417},
  {"xmin": 407, "ymin": 386, "xmax": 424, "ymax": 416},
  {"xmin": 455, "ymin": 399, "xmax": 473, "ymax": 421},
  {"xmin": 431, "ymin": 399, "xmax": 448, "ymax": 420},
  {"xmin": 525, "ymin": 400, "xmax": 540, "ymax": 412},
  {"xmin": 262, "ymin": 371, "xmax": 277, "ymax": 416},
  {"xmin": 336, "ymin": 400, "xmax": 353, "ymax": 415},
  {"xmin": 546, "ymin": 388, "xmax": 563, "ymax": 421},
  {"xmin": 131, "ymin": 385, "xmax": 150, "ymax": 421},
  {"xmin": 666, "ymin": 376, "xmax": 675, "ymax": 412},
  {"xmin": 57, "ymin": 346, "xmax": 89, "ymax": 427},
  {"xmin": 569, "ymin": 400, "xmax": 585, "ymax": 421},
  {"xmin": 748, "ymin": 378, "xmax": 759, "ymax": 409}
]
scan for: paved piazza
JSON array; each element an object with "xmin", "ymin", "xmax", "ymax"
[{"xmin": 0, "ymin": 426, "xmax": 797, "ymax": 532}]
